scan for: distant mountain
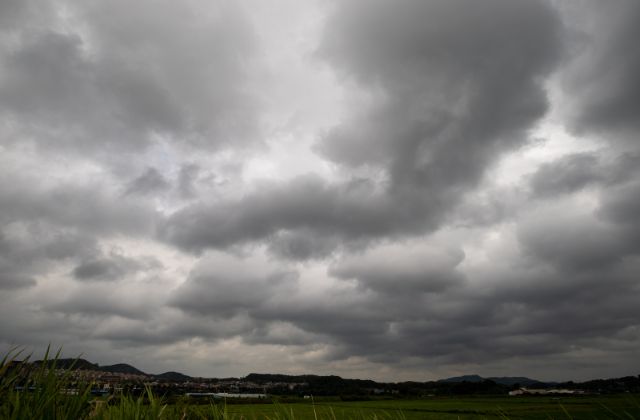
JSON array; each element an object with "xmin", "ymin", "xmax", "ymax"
[
  {"xmin": 100, "ymin": 363, "xmax": 147, "ymax": 376},
  {"xmin": 33, "ymin": 358, "xmax": 194, "ymax": 379},
  {"xmin": 438, "ymin": 374, "xmax": 544, "ymax": 386},
  {"xmin": 245, "ymin": 373, "xmax": 321, "ymax": 383},
  {"xmin": 438, "ymin": 374, "xmax": 484, "ymax": 383},
  {"xmin": 487, "ymin": 376, "xmax": 545, "ymax": 386},
  {"xmin": 154, "ymin": 371, "xmax": 192, "ymax": 381},
  {"xmin": 33, "ymin": 358, "xmax": 99, "ymax": 371}
]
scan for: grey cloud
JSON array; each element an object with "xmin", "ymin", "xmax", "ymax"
[
  {"xmin": 0, "ymin": 172, "xmax": 157, "ymax": 291},
  {"xmin": 162, "ymin": 0, "xmax": 563, "ymax": 257},
  {"xmin": 319, "ymin": 0, "xmax": 561, "ymax": 175},
  {"xmin": 221, "ymin": 215, "xmax": 640, "ymax": 368},
  {"xmin": 292, "ymin": 263, "xmax": 640, "ymax": 366},
  {"xmin": 330, "ymin": 244, "xmax": 465, "ymax": 293},
  {"xmin": 252, "ymin": 294, "xmax": 396, "ymax": 356},
  {"xmin": 48, "ymin": 290, "xmax": 153, "ymax": 320},
  {"xmin": 72, "ymin": 250, "xmax": 163, "ymax": 282},
  {"xmin": 597, "ymin": 181, "xmax": 640, "ymax": 255},
  {"xmin": 160, "ymin": 175, "xmax": 407, "ymax": 253},
  {"xmin": 170, "ymin": 256, "xmax": 299, "ymax": 318},
  {"xmin": 529, "ymin": 152, "xmax": 602, "ymax": 197},
  {"xmin": 267, "ymin": 230, "xmax": 339, "ymax": 261},
  {"xmin": 523, "ymin": 155, "xmax": 640, "ymax": 273},
  {"xmin": 0, "ymin": 0, "xmax": 261, "ymax": 156},
  {"xmin": 91, "ymin": 313, "xmax": 254, "ymax": 347},
  {"xmin": 490, "ymin": 265, "xmax": 640, "ymax": 346},
  {"xmin": 0, "ymin": 227, "xmax": 97, "ymax": 290},
  {"xmin": 73, "ymin": 256, "xmax": 136, "ymax": 282},
  {"xmin": 4, "ymin": 0, "xmax": 640, "ymax": 381},
  {"xmin": 0, "ymin": 181, "xmax": 156, "ymax": 236},
  {"xmin": 0, "ymin": 273, "xmax": 36, "ymax": 290},
  {"xmin": 599, "ymin": 181, "xmax": 640, "ymax": 228},
  {"xmin": 562, "ymin": 0, "xmax": 640, "ymax": 137},
  {"xmin": 177, "ymin": 164, "xmax": 200, "ymax": 199},
  {"xmin": 242, "ymin": 321, "xmax": 321, "ymax": 347},
  {"xmin": 0, "ymin": 32, "xmax": 96, "ymax": 130},
  {"xmin": 125, "ymin": 168, "xmax": 170, "ymax": 197},
  {"xmin": 518, "ymin": 207, "xmax": 626, "ymax": 271},
  {"xmin": 608, "ymin": 153, "xmax": 640, "ymax": 184},
  {"xmin": 0, "ymin": 0, "xmax": 53, "ymax": 34}
]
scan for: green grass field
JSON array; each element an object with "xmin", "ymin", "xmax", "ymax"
[{"xmin": 198, "ymin": 395, "xmax": 640, "ymax": 419}]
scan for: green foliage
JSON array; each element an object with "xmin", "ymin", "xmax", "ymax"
[{"xmin": 0, "ymin": 345, "xmax": 93, "ymax": 420}]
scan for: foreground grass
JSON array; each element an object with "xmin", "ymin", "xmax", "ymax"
[
  {"xmin": 206, "ymin": 396, "xmax": 640, "ymax": 420},
  {"xmin": 2, "ymin": 348, "xmax": 639, "ymax": 419}
]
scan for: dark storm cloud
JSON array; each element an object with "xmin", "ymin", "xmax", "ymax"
[
  {"xmin": 160, "ymin": 175, "xmax": 404, "ymax": 252},
  {"xmin": 562, "ymin": 0, "xmax": 640, "ymax": 137},
  {"xmin": 163, "ymin": 197, "xmax": 640, "ymax": 369},
  {"xmin": 0, "ymin": 0, "xmax": 261, "ymax": 155},
  {"xmin": 329, "ymin": 244, "xmax": 465, "ymax": 293},
  {"xmin": 72, "ymin": 254, "xmax": 145, "ymax": 282},
  {"xmin": 520, "ymin": 1, "xmax": 640, "ymax": 373},
  {"xmin": 170, "ymin": 255, "xmax": 299, "ymax": 318},
  {"xmin": 90, "ymin": 313, "xmax": 256, "ymax": 347},
  {"xmin": 245, "ymin": 289, "xmax": 399, "ymax": 356},
  {"xmin": 600, "ymin": 181, "xmax": 640, "ymax": 228},
  {"xmin": 3, "ymin": 0, "xmax": 640, "ymax": 381},
  {"xmin": 0, "ymin": 182, "xmax": 156, "ymax": 236},
  {"xmin": 519, "ymin": 215, "xmax": 625, "ymax": 271},
  {"xmin": 48, "ymin": 290, "xmax": 154, "ymax": 320},
  {"xmin": 161, "ymin": 239, "xmax": 628, "ymax": 366},
  {"xmin": 267, "ymin": 229, "xmax": 339, "ymax": 261},
  {"xmin": 0, "ymin": 169, "xmax": 157, "ymax": 291},
  {"xmin": 162, "ymin": 0, "xmax": 563, "ymax": 256},
  {"xmin": 0, "ymin": 225, "xmax": 98, "ymax": 290},
  {"xmin": 525, "ymin": 153, "xmax": 640, "ymax": 270},
  {"xmin": 319, "ymin": 0, "xmax": 561, "ymax": 173},
  {"xmin": 529, "ymin": 152, "xmax": 602, "ymax": 197},
  {"xmin": 278, "ymin": 261, "xmax": 640, "ymax": 366}
]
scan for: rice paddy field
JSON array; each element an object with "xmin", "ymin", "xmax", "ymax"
[{"xmin": 197, "ymin": 395, "xmax": 640, "ymax": 419}]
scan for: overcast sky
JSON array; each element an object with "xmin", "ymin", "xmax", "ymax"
[{"xmin": 1, "ymin": 0, "xmax": 639, "ymax": 382}]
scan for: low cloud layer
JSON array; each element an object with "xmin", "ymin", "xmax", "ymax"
[{"xmin": 1, "ymin": 0, "xmax": 639, "ymax": 382}]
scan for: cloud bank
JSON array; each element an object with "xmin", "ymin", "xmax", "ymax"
[{"xmin": 1, "ymin": 0, "xmax": 639, "ymax": 381}]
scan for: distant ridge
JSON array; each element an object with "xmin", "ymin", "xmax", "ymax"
[
  {"xmin": 487, "ymin": 376, "xmax": 547, "ymax": 386},
  {"xmin": 34, "ymin": 358, "xmax": 99, "ymax": 371},
  {"xmin": 100, "ymin": 363, "xmax": 147, "ymax": 376},
  {"xmin": 438, "ymin": 374, "xmax": 545, "ymax": 386},
  {"xmin": 438, "ymin": 374, "xmax": 484, "ymax": 383},
  {"xmin": 32, "ymin": 358, "xmax": 196, "ymax": 380},
  {"xmin": 154, "ymin": 371, "xmax": 192, "ymax": 381}
]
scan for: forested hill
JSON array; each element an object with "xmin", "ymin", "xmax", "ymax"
[
  {"xmin": 34, "ymin": 358, "xmax": 99, "ymax": 371},
  {"xmin": 33, "ymin": 359, "xmax": 148, "ymax": 376},
  {"xmin": 99, "ymin": 363, "xmax": 147, "ymax": 376}
]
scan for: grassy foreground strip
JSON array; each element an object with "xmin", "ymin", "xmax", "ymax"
[{"xmin": 2, "ymin": 348, "xmax": 640, "ymax": 419}]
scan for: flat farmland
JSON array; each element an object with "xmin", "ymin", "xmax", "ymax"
[{"xmin": 192, "ymin": 395, "xmax": 640, "ymax": 419}]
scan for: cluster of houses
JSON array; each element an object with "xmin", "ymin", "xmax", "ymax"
[
  {"xmin": 508, "ymin": 387, "xmax": 585, "ymax": 396},
  {"xmin": 58, "ymin": 368, "xmax": 307, "ymax": 397}
]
